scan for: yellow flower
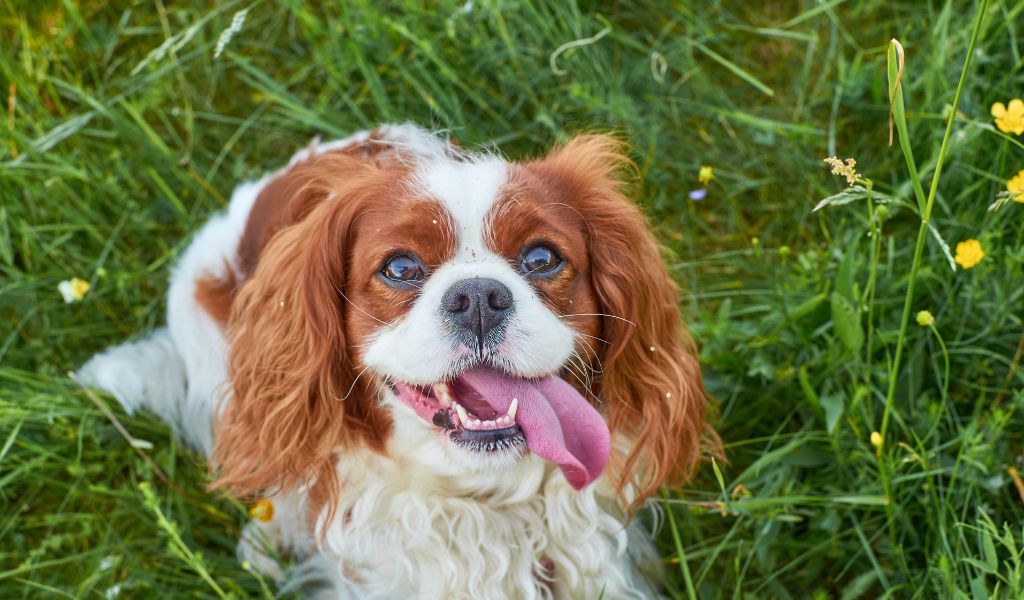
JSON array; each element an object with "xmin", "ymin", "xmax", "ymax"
[
  {"xmin": 954, "ymin": 239, "xmax": 985, "ymax": 270},
  {"xmin": 698, "ymin": 165, "xmax": 714, "ymax": 186},
  {"xmin": 870, "ymin": 431, "xmax": 883, "ymax": 450},
  {"xmin": 249, "ymin": 498, "xmax": 274, "ymax": 522},
  {"xmin": 991, "ymin": 99, "xmax": 1024, "ymax": 135},
  {"xmin": 1008, "ymin": 169, "xmax": 1024, "ymax": 203},
  {"xmin": 58, "ymin": 277, "xmax": 91, "ymax": 303},
  {"xmin": 916, "ymin": 310, "xmax": 935, "ymax": 326}
]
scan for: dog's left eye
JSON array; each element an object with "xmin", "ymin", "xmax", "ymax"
[
  {"xmin": 520, "ymin": 245, "xmax": 562, "ymax": 276},
  {"xmin": 382, "ymin": 254, "xmax": 426, "ymax": 283}
]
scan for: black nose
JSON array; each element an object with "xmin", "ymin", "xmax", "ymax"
[{"xmin": 442, "ymin": 278, "xmax": 514, "ymax": 348}]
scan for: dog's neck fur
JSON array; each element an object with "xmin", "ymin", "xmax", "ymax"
[
  {"xmin": 314, "ymin": 422, "xmax": 648, "ymax": 599},
  {"xmin": 237, "ymin": 394, "xmax": 654, "ymax": 598}
]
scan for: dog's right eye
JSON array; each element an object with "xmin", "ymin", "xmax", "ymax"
[{"xmin": 382, "ymin": 254, "xmax": 426, "ymax": 283}]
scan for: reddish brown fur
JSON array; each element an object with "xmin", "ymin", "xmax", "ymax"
[
  {"xmin": 210, "ymin": 148, "xmax": 456, "ymax": 522},
  {"xmin": 195, "ymin": 132, "xmax": 414, "ymax": 328},
  {"xmin": 194, "ymin": 268, "xmax": 237, "ymax": 327},
  {"xmin": 207, "ymin": 132, "xmax": 715, "ymax": 522},
  {"xmin": 237, "ymin": 131, "xmax": 412, "ymax": 278},
  {"xmin": 519, "ymin": 135, "xmax": 721, "ymax": 508}
]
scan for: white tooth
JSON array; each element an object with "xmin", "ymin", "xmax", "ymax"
[
  {"xmin": 454, "ymin": 403, "xmax": 469, "ymax": 425},
  {"xmin": 432, "ymin": 383, "xmax": 451, "ymax": 407},
  {"xmin": 483, "ymin": 420, "xmax": 494, "ymax": 429},
  {"xmin": 507, "ymin": 398, "xmax": 518, "ymax": 422}
]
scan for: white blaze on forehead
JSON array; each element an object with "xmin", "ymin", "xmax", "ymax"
[{"xmin": 417, "ymin": 158, "xmax": 507, "ymax": 254}]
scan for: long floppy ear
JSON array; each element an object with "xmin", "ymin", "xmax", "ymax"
[
  {"xmin": 537, "ymin": 135, "xmax": 720, "ymax": 507},
  {"xmin": 211, "ymin": 157, "xmax": 391, "ymax": 518}
]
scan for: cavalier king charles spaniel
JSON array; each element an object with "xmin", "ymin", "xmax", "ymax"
[{"xmin": 83, "ymin": 123, "xmax": 715, "ymax": 598}]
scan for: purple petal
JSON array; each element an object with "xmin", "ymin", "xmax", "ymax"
[{"xmin": 688, "ymin": 188, "xmax": 708, "ymax": 201}]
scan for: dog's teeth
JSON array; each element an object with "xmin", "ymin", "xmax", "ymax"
[
  {"xmin": 482, "ymin": 419, "xmax": 495, "ymax": 429},
  {"xmin": 454, "ymin": 403, "xmax": 469, "ymax": 426},
  {"xmin": 432, "ymin": 383, "xmax": 451, "ymax": 407},
  {"xmin": 507, "ymin": 398, "xmax": 518, "ymax": 422}
]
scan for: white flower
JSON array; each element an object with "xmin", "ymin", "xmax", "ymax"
[{"xmin": 58, "ymin": 278, "xmax": 91, "ymax": 303}]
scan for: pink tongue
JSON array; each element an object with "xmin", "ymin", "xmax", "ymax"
[{"xmin": 458, "ymin": 367, "xmax": 610, "ymax": 489}]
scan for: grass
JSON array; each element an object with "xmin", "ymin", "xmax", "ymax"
[{"xmin": 3, "ymin": 0, "xmax": 1024, "ymax": 597}]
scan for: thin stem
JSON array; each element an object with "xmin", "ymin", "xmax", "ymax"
[
  {"xmin": 863, "ymin": 179, "xmax": 880, "ymax": 390},
  {"xmin": 929, "ymin": 324, "xmax": 951, "ymax": 400},
  {"xmin": 875, "ymin": 0, "xmax": 989, "ymax": 554},
  {"xmin": 879, "ymin": 0, "xmax": 989, "ymax": 442},
  {"xmin": 664, "ymin": 496, "xmax": 698, "ymax": 600},
  {"xmin": 140, "ymin": 483, "xmax": 229, "ymax": 599}
]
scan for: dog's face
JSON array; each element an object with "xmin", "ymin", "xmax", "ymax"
[
  {"xmin": 213, "ymin": 133, "xmax": 709, "ymax": 512},
  {"xmin": 349, "ymin": 157, "xmax": 607, "ymax": 484}
]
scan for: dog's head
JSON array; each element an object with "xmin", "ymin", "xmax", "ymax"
[{"xmin": 213, "ymin": 131, "xmax": 711, "ymax": 515}]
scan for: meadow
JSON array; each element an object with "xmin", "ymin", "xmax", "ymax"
[{"xmin": 3, "ymin": 0, "xmax": 1024, "ymax": 597}]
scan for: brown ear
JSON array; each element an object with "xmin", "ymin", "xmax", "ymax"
[
  {"xmin": 535, "ymin": 135, "xmax": 720, "ymax": 507},
  {"xmin": 210, "ymin": 157, "xmax": 391, "ymax": 519}
]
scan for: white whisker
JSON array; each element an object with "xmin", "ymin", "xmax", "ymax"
[
  {"xmin": 341, "ymin": 364, "xmax": 375, "ymax": 401},
  {"xmin": 558, "ymin": 312, "xmax": 637, "ymax": 327},
  {"xmin": 335, "ymin": 284, "xmax": 393, "ymax": 326}
]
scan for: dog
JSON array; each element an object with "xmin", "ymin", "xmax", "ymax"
[{"xmin": 82, "ymin": 123, "xmax": 715, "ymax": 598}]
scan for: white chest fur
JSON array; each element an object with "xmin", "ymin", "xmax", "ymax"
[{"xmin": 316, "ymin": 446, "xmax": 648, "ymax": 599}]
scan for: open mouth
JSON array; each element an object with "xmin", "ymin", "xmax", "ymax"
[
  {"xmin": 391, "ymin": 366, "xmax": 611, "ymax": 490},
  {"xmin": 398, "ymin": 380, "xmax": 528, "ymax": 454}
]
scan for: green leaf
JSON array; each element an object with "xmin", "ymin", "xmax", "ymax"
[
  {"xmin": 813, "ymin": 185, "xmax": 908, "ymax": 213},
  {"xmin": 830, "ymin": 292, "xmax": 863, "ymax": 352},
  {"xmin": 813, "ymin": 184, "xmax": 871, "ymax": 212},
  {"xmin": 836, "ymin": 250, "xmax": 857, "ymax": 303},
  {"xmin": 789, "ymin": 292, "xmax": 827, "ymax": 322},
  {"xmin": 1001, "ymin": 523, "xmax": 1018, "ymax": 559},
  {"xmin": 982, "ymin": 527, "xmax": 999, "ymax": 572},
  {"xmin": 962, "ymin": 558, "xmax": 996, "ymax": 575},
  {"xmin": 820, "ymin": 393, "xmax": 844, "ymax": 434},
  {"xmin": 798, "ymin": 365, "xmax": 821, "ymax": 412},
  {"xmin": 970, "ymin": 576, "xmax": 989, "ymax": 600},
  {"xmin": 830, "ymin": 495, "xmax": 888, "ymax": 505},
  {"xmin": 711, "ymin": 457, "xmax": 726, "ymax": 495},
  {"xmin": 887, "ymin": 39, "xmax": 928, "ymax": 211},
  {"xmin": 691, "ymin": 40, "xmax": 775, "ymax": 97},
  {"xmin": 928, "ymin": 222, "xmax": 957, "ymax": 272}
]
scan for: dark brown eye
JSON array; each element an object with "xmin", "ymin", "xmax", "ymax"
[
  {"xmin": 382, "ymin": 254, "xmax": 425, "ymax": 283},
  {"xmin": 520, "ymin": 245, "xmax": 562, "ymax": 276}
]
